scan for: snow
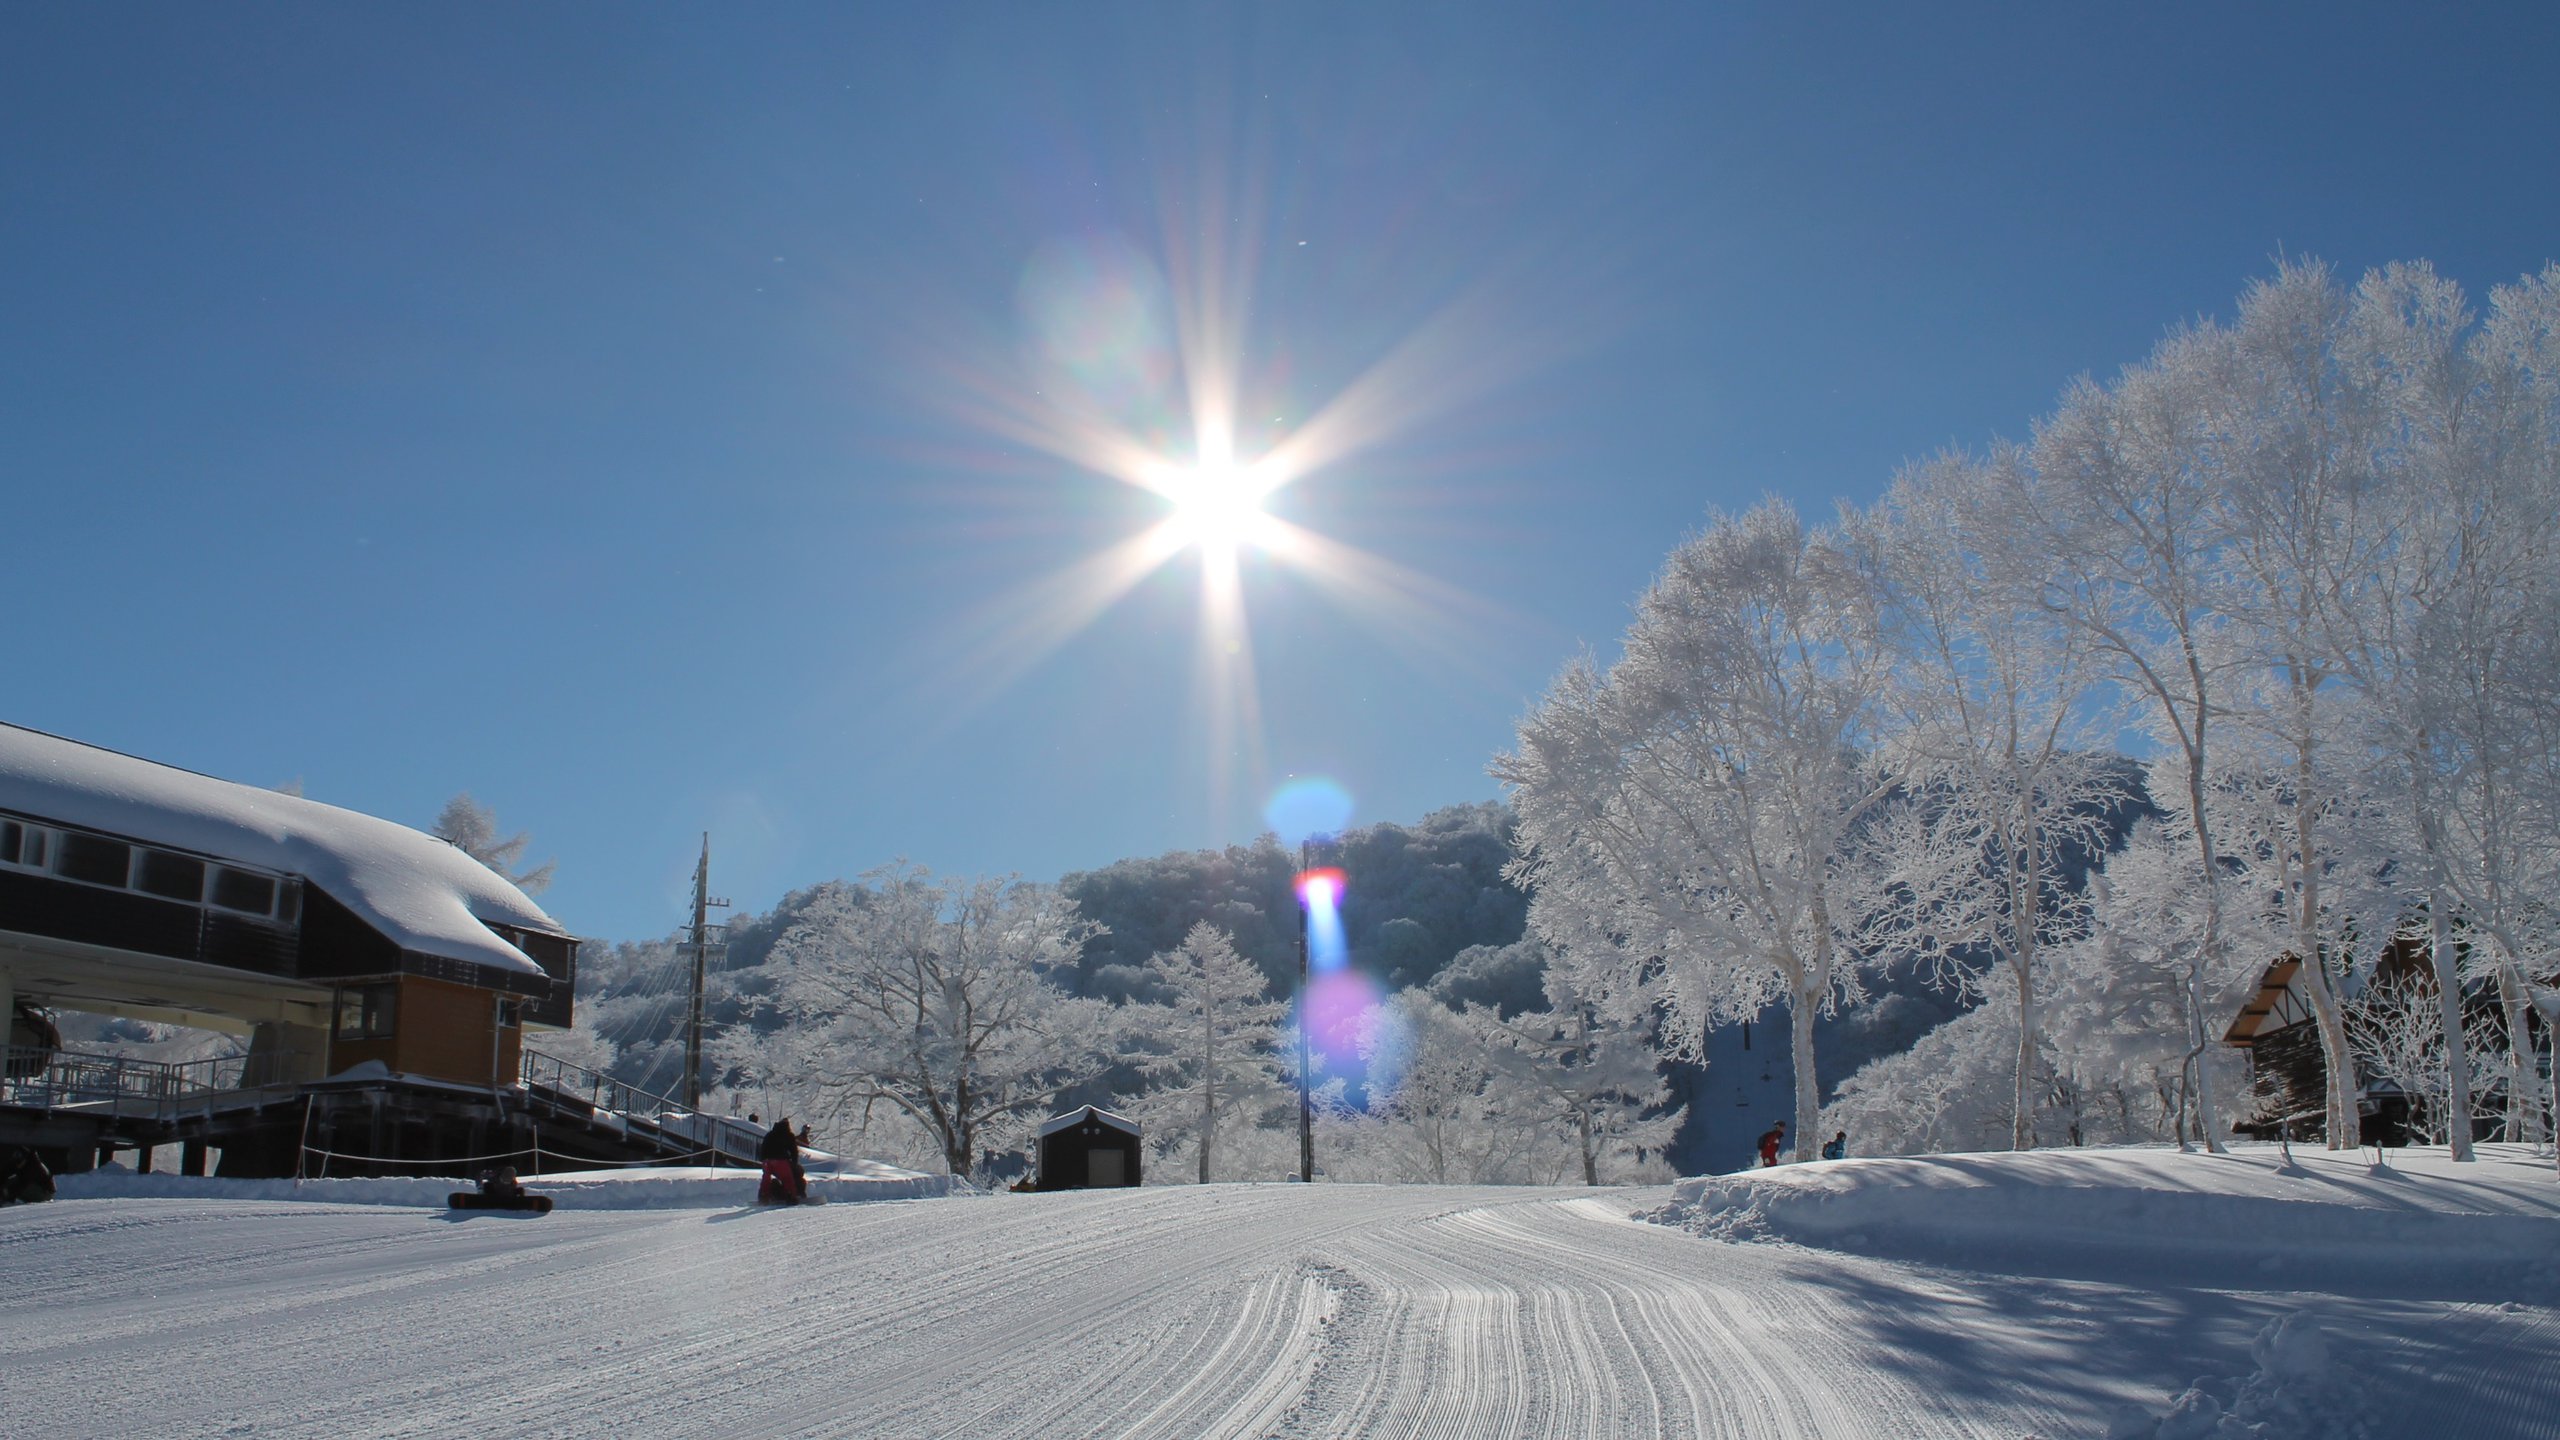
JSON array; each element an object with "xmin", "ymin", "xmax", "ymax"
[
  {"xmin": 3, "ymin": 1145, "xmax": 2554, "ymax": 1437},
  {"xmin": 0, "ymin": 721, "xmax": 561, "ymax": 973},
  {"xmin": 1648, "ymin": 1142, "xmax": 2560, "ymax": 1293},
  {"xmin": 1039, "ymin": 1103, "xmax": 1139, "ymax": 1137}
]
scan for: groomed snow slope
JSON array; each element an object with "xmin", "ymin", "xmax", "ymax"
[{"xmin": 3, "ymin": 1148, "xmax": 2554, "ymax": 1439}]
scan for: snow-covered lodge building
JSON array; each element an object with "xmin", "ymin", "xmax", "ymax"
[
  {"xmin": 2223, "ymin": 937, "xmax": 2535, "ymax": 1146},
  {"xmin": 0, "ymin": 723, "xmax": 590, "ymax": 1178}
]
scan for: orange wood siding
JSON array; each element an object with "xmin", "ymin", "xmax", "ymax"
[
  {"xmin": 395, "ymin": 975, "xmax": 508, "ymax": 1084},
  {"xmin": 326, "ymin": 976, "xmax": 521, "ymax": 1085}
]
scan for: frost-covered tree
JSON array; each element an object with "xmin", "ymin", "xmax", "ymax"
[
  {"xmin": 720, "ymin": 867, "xmax": 1122, "ymax": 1181},
  {"xmin": 2319, "ymin": 262, "xmax": 2560, "ymax": 1159},
  {"xmin": 1352, "ymin": 993, "xmax": 1546, "ymax": 1184},
  {"xmin": 2348, "ymin": 975, "xmax": 2511, "ymax": 1147},
  {"xmin": 525, "ymin": 1009, "xmax": 620, "ymax": 1078},
  {"xmin": 1461, "ymin": 964, "xmax": 1683, "ymax": 1184},
  {"xmin": 1823, "ymin": 1001, "xmax": 2040, "ymax": 1156},
  {"xmin": 432, "ymin": 793, "xmax": 556, "ymax": 895},
  {"xmin": 1994, "ymin": 321, "xmax": 2257, "ymax": 1152},
  {"xmin": 1500, "ymin": 500, "xmax": 1897, "ymax": 1162},
  {"xmin": 2182, "ymin": 260, "xmax": 2424, "ymax": 1150},
  {"xmin": 1130, "ymin": 922, "xmax": 1292, "ymax": 1183},
  {"xmin": 1849, "ymin": 455, "xmax": 2124, "ymax": 1150},
  {"xmin": 2044, "ymin": 817, "xmax": 2265, "ymax": 1149}
]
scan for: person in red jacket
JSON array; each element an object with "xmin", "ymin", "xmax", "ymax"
[
  {"xmin": 757, "ymin": 1117, "xmax": 807, "ymax": 1204},
  {"xmin": 1756, "ymin": 1121, "xmax": 1787, "ymax": 1167}
]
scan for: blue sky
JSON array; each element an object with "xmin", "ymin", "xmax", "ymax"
[{"xmin": 6, "ymin": 5, "xmax": 2556, "ymax": 943}]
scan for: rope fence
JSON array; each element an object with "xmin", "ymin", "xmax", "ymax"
[{"xmin": 301, "ymin": 1141, "xmax": 738, "ymax": 1177}]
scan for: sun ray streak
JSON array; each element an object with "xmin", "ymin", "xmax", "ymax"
[
  {"xmin": 1254, "ymin": 518, "xmax": 1537, "ymax": 690},
  {"xmin": 923, "ymin": 522, "xmax": 1190, "ymax": 713},
  {"xmin": 1189, "ymin": 546, "xmax": 1268, "ymax": 835}
]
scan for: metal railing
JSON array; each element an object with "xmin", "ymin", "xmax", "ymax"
[
  {"xmin": 517, "ymin": 1050, "xmax": 758, "ymax": 1165},
  {"xmin": 1, "ymin": 1045, "xmax": 305, "ymax": 1122}
]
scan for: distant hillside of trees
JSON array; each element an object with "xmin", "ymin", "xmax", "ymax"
[
  {"xmin": 567, "ymin": 781, "xmax": 2145, "ymax": 1177},
  {"xmin": 572, "ymin": 802, "xmax": 1536, "ymax": 1102}
]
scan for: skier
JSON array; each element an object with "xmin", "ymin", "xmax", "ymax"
[
  {"xmin": 1821, "ymin": 1130, "xmax": 1847, "ymax": 1161},
  {"xmin": 1756, "ymin": 1121, "xmax": 1786, "ymax": 1168},
  {"xmin": 757, "ymin": 1117, "xmax": 806, "ymax": 1204}
]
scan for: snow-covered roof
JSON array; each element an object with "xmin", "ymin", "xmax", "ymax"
[
  {"xmin": 1040, "ymin": 1105, "xmax": 1139, "ymax": 1137},
  {"xmin": 0, "ymin": 723, "xmax": 561, "ymax": 975}
]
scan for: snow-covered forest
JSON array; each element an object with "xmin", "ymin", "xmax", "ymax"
[{"xmin": 562, "ymin": 260, "xmax": 2558, "ymax": 1184}]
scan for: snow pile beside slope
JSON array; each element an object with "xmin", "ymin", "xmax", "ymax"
[
  {"xmin": 1648, "ymin": 1143, "xmax": 2560, "ymax": 1295},
  {"xmin": 55, "ymin": 1159, "xmax": 954, "ymax": 1209}
]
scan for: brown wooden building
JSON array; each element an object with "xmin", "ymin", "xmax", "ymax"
[{"xmin": 0, "ymin": 722, "xmax": 585, "ymax": 1177}]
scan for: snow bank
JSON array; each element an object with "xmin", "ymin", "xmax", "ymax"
[
  {"xmin": 0, "ymin": 722, "xmax": 559, "ymax": 974},
  {"xmin": 1647, "ymin": 1143, "xmax": 2560, "ymax": 1297},
  {"xmin": 54, "ymin": 1159, "xmax": 956, "ymax": 1209}
]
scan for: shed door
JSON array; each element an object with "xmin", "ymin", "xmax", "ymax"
[{"xmin": 1087, "ymin": 1149, "xmax": 1126, "ymax": 1187}]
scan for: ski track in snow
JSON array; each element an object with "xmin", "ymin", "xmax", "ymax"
[{"xmin": 6, "ymin": 1185, "xmax": 2554, "ymax": 1439}]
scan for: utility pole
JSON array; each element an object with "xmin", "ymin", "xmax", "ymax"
[
  {"xmin": 1297, "ymin": 837, "xmax": 1313, "ymax": 1184},
  {"xmin": 680, "ymin": 833, "xmax": 730, "ymax": 1112}
]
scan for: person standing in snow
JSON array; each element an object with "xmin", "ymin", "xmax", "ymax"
[
  {"xmin": 758, "ymin": 1117, "xmax": 806, "ymax": 1204},
  {"xmin": 1821, "ymin": 1131, "xmax": 1847, "ymax": 1160},
  {"xmin": 1756, "ymin": 1121, "xmax": 1786, "ymax": 1167}
]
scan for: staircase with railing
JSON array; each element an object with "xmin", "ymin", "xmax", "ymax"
[
  {"xmin": 2, "ymin": 1045, "xmax": 304, "ymax": 1126},
  {"xmin": 3, "ymin": 1042, "xmax": 764, "ymax": 1171},
  {"xmin": 516, "ymin": 1050, "xmax": 762, "ymax": 1168}
]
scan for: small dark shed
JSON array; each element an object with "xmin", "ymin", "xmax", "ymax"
[{"xmin": 1036, "ymin": 1105, "xmax": 1141, "ymax": 1191}]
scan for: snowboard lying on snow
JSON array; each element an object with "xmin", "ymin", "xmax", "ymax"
[{"xmin": 448, "ymin": 1191, "xmax": 552, "ymax": 1214}]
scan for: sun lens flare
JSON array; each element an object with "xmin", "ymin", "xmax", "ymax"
[
  {"xmin": 1300, "ymin": 969, "xmax": 1383, "ymax": 1065},
  {"xmin": 906, "ymin": 131, "xmax": 1565, "ymax": 842},
  {"xmin": 1296, "ymin": 866, "xmax": 1349, "ymax": 973}
]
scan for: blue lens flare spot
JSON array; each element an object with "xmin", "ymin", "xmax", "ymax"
[
  {"xmin": 1265, "ymin": 777, "xmax": 1353, "ymax": 844},
  {"xmin": 1296, "ymin": 867, "xmax": 1349, "ymax": 972}
]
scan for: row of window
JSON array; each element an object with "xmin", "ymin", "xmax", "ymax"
[
  {"xmin": 328, "ymin": 984, "xmax": 520, "ymax": 1042},
  {"xmin": 0, "ymin": 818, "xmax": 298, "ymax": 923}
]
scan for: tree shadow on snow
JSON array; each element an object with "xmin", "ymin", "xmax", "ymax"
[{"xmin": 1741, "ymin": 1249, "xmax": 2557, "ymax": 1437}]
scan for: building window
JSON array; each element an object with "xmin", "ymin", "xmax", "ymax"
[
  {"xmin": 209, "ymin": 867, "xmax": 278, "ymax": 916},
  {"xmin": 334, "ymin": 984, "xmax": 398, "ymax": 1041},
  {"xmin": 135, "ymin": 850, "xmax": 206, "ymax": 902},
  {"xmin": 0, "ymin": 820, "xmax": 48, "ymax": 869},
  {"xmin": 55, "ymin": 833, "xmax": 132, "ymax": 888}
]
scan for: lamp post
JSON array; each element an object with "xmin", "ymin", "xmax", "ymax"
[{"xmin": 1297, "ymin": 837, "xmax": 1314, "ymax": 1183}]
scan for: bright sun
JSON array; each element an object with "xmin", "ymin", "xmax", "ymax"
[{"xmin": 1163, "ymin": 459, "xmax": 1273, "ymax": 557}]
